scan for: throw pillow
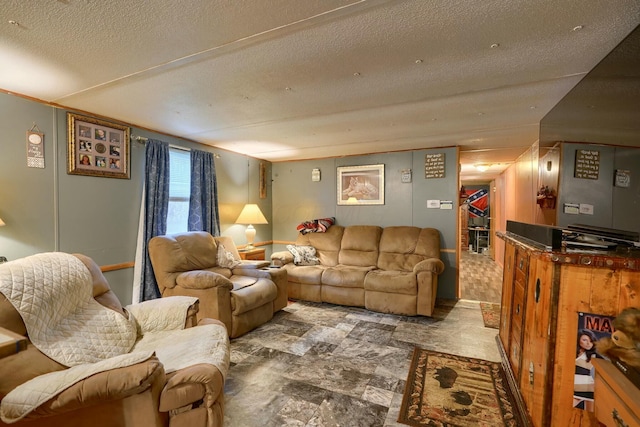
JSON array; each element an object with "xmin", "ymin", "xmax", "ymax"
[
  {"xmin": 217, "ymin": 243, "xmax": 241, "ymax": 268},
  {"xmin": 286, "ymin": 245, "xmax": 320, "ymax": 266}
]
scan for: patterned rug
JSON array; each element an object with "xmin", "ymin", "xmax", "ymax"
[
  {"xmin": 480, "ymin": 302, "xmax": 501, "ymax": 329},
  {"xmin": 399, "ymin": 348, "xmax": 522, "ymax": 427}
]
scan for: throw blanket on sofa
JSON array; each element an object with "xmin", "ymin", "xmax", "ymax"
[
  {"xmin": 296, "ymin": 217, "xmax": 335, "ymax": 234},
  {"xmin": 0, "ymin": 252, "xmax": 137, "ymax": 366}
]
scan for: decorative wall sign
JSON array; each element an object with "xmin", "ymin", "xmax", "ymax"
[
  {"xmin": 614, "ymin": 169, "xmax": 630, "ymax": 188},
  {"xmin": 425, "ymin": 153, "xmax": 445, "ymax": 179},
  {"xmin": 337, "ymin": 164, "xmax": 384, "ymax": 205},
  {"xmin": 26, "ymin": 124, "xmax": 44, "ymax": 168},
  {"xmin": 574, "ymin": 149, "xmax": 600, "ymax": 180},
  {"xmin": 67, "ymin": 113, "xmax": 130, "ymax": 179}
]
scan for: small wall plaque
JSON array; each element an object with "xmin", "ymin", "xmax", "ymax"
[
  {"xmin": 26, "ymin": 125, "xmax": 45, "ymax": 169},
  {"xmin": 614, "ymin": 169, "xmax": 630, "ymax": 187}
]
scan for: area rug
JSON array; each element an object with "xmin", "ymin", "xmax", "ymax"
[
  {"xmin": 399, "ymin": 348, "xmax": 523, "ymax": 427},
  {"xmin": 480, "ymin": 302, "xmax": 501, "ymax": 329}
]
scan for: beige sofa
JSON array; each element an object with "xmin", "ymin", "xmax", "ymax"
[
  {"xmin": 271, "ymin": 225, "xmax": 445, "ymax": 316},
  {"xmin": 149, "ymin": 232, "xmax": 288, "ymax": 338}
]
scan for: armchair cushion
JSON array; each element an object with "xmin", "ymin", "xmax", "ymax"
[
  {"xmin": 176, "ymin": 271, "xmax": 233, "ymax": 291},
  {"xmin": 125, "ymin": 296, "xmax": 199, "ymax": 335}
]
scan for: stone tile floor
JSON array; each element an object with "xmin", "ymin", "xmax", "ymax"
[{"xmin": 224, "ymin": 299, "xmax": 500, "ymax": 427}]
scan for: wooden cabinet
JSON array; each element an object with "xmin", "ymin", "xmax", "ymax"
[
  {"xmin": 238, "ymin": 247, "xmax": 266, "ymax": 260},
  {"xmin": 498, "ymin": 233, "xmax": 640, "ymax": 427}
]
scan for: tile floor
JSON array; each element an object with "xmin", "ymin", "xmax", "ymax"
[{"xmin": 224, "ymin": 299, "xmax": 501, "ymax": 427}]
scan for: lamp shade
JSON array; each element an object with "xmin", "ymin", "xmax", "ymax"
[
  {"xmin": 0, "ymin": 217, "xmax": 5, "ymax": 227},
  {"xmin": 235, "ymin": 204, "xmax": 268, "ymax": 225}
]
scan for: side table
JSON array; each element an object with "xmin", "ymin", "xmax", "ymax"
[
  {"xmin": 238, "ymin": 247, "xmax": 266, "ymax": 261},
  {"xmin": 0, "ymin": 326, "xmax": 28, "ymax": 359}
]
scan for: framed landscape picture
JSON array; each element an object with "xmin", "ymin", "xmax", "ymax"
[
  {"xmin": 67, "ymin": 113, "xmax": 130, "ymax": 179},
  {"xmin": 337, "ymin": 164, "xmax": 384, "ymax": 205}
]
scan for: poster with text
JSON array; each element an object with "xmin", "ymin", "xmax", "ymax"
[{"xmin": 573, "ymin": 312, "xmax": 615, "ymax": 411}]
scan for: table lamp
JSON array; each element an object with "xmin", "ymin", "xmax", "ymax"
[{"xmin": 235, "ymin": 204, "xmax": 268, "ymax": 249}]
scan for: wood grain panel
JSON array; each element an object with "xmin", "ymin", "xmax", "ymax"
[
  {"xmin": 519, "ymin": 257, "xmax": 554, "ymax": 427},
  {"xmin": 499, "ymin": 242, "xmax": 516, "ymax": 350},
  {"xmin": 619, "ymin": 270, "xmax": 640, "ymax": 310}
]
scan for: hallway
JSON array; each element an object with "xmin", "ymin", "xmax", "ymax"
[{"xmin": 458, "ymin": 250, "xmax": 503, "ymax": 303}]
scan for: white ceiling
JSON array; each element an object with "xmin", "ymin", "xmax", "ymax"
[{"xmin": 2, "ymin": 1, "xmax": 639, "ymax": 181}]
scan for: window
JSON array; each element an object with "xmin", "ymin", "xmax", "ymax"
[{"xmin": 166, "ymin": 148, "xmax": 190, "ymax": 234}]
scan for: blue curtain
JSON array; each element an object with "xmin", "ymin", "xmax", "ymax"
[
  {"xmin": 140, "ymin": 139, "xmax": 170, "ymax": 301},
  {"xmin": 188, "ymin": 149, "xmax": 220, "ymax": 236}
]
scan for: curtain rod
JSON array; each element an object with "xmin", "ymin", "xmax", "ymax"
[{"xmin": 132, "ymin": 135, "xmax": 220, "ymax": 158}]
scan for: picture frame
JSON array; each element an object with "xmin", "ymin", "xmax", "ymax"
[
  {"xmin": 337, "ymin": 164, "xmax": 384, "ymax": 205},
  {"xmin": 67, "ymin": 113, "xmax": 130, "ymax": 179}
]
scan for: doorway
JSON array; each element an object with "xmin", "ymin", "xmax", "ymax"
[{"xmin": 459, "ymin": 184, "xmax": 502, "ymax": 303}]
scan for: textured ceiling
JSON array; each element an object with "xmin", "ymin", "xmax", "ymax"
[{"xmin": 2, "ymin": 0, "xmax": 639, "ymax": 181}]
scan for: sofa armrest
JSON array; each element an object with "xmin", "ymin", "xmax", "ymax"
[
  {"xmin": 176, "ymin": 270, "xmax": 233, "ymax": 290},
  {"xmin": 126, "ymin": 296, "xmax": 200, "ymax": 334},
  {"xmin": 413, "ymin": 258, "xmax": 445, "ymax": 275},
  {"xmin": 270, "ymin": 250, "xmax": 293, "ymax": 267},
  {"xmin": 4, "ymin": 357, "xmax": 165, "ymax": 422},
  {"xmin": 160, "ymin": 363, "xmax": 224, "ymax": 412}
]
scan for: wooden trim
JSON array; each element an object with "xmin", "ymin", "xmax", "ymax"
[
  {"xmin": 272, "ymin": 240, "xmax": 295, "ymax": 245},
  {"xmin": 100, "ymin": 261, "xmax": 134, "ymax": 272},
  {"xmin": 236, "ymin": 240, "xmax": 273, "ymax": 250}
]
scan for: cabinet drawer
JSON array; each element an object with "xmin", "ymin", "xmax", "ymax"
[
  {"xmin": 515, "ymin": 249, "xmax": 529, "ymax": 275},
  {"xmin": 593, "ymin": 359, "xmax": 640, "ymax": 427},
  {"xmin": 594, "ymin": 373, "xmax": 640, "ymax": 427}
]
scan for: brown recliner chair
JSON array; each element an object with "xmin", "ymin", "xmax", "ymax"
[
  {"xmin": 0, "ymin": 253, "xmax": 228, "ymax": 427},
  {"xmin": 148, "ymin": 232, "xmax": 288, "ymax": 338}
]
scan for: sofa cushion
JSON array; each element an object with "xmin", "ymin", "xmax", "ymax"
[
  {"xmin": 283, "ymin": 264, "xmax": 324, "ymax": 285},
  {"xmin": 338, "ymin": 226, "xmax": 382, "ymax": 267},
  {"xmin": 321, "ymin": 265, "xmax": 374, "ymax": 288},
  {"xmin": 364, "ymin": 270, "xmax": 417, "ymax": 295},
  {"xmin": 377, "ymin": 226, "xmax": 424, "ymax": 271},
  {"xmin": 230, "ymin": 275, "xmax": 260, "ymax": 291},
  {"xmin": 286, "ymin": 245, "xmax": 320, "ymax": 266},
  {"xmin": 149, "ymin": 231, "xmax": 218, "ymax": 292},
  {"xmin": 377, "ymin": 227, "xmax": 441, "ymax": 271},
  {"xmin": 296, "ymin": 225, "xmax": 344, "ymax": 267}
]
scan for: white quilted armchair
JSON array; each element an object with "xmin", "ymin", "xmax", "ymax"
[{"xmin": 0, "ymin": 252, "xmax": 229, "ymax": 427}]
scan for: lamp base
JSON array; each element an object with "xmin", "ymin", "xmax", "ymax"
[{"xmin": 245, "ymin": 224, "xmax": 256, "ymax": 250}]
